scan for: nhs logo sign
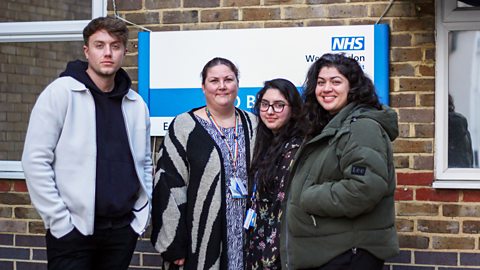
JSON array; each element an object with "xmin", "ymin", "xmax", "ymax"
[{"xmin": 331, "ymin": 36, "xmax": 365, "ymax": 51}]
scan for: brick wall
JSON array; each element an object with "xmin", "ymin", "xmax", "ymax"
[
  {"xmin": 0, "ymin": 0, "xmax": 90, "ymax": 160},
  {"xmin": 3, "ymin": 0, "xmax": 480, "ymax": 269}
]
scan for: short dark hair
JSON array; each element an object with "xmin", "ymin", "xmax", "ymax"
[
  {"xmin": 200, "ymin": 57, "xmax": 239, "ymax": 84},
  {"xmin": 303, "ymin": 53, "xmax": 381, "ymax": 136},
  {"xmin": 83, "ymin": 17, "xmax": 129, "ymax": 47}
]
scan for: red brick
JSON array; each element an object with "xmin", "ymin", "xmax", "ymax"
[
  {"xmin": 13, "ymin": 181, "xmax": 27, "ymax": 192},
  {"xmin": 397, "ymin": 172, "xmax": 433, "ymax": 186},
  {"xmin": 463, "ymin": 190, "xmax": 480, "ymax": 202},
  {"xmin": 419, "ymin": 64, "xmax": 435, "ymax": 76},
  {"xmin": 395, "ymin": 188, "xmax": 413, "ymax": 201},
  {"xmin": 416, "ymin": 188, "xmax": 459, "ymax": 202},
  {"xmin": 0, "ymin": 180, "xmax": 12, "ymax": 192}
]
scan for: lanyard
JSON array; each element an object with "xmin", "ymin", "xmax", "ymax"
[
  {"xmin": 205, "ymin": 107, "xmax": 239, "ymax": 174},
  {"xmin": 250, "ymin": 183, "xmax": 257, "ymax": 207}
]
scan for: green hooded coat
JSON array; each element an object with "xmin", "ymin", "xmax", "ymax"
[{"xmin": 280, "ymin": 103, "xmax": 400, "ymax": 269}]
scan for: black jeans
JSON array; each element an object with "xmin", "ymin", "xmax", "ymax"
[
  {"xmin": 46, "ymin": 225, "xmax": 138, "ymax": 270},
  {"xmin": 302, "ymin": 248, "xmax": 384, "ymax": 270}
]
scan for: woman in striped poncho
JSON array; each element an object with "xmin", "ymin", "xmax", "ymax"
[{"xmin": 151, "ymin": 57, "xmax": 257, "ymax": 270}]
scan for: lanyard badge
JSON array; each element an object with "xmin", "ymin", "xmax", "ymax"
[
  {"xmin": 243, "ymin": 208, "xmax": 257, "ymax": 229},
  {"xmin": 229, "ymin": 177, "xmax": 247, "ymax": 199}
]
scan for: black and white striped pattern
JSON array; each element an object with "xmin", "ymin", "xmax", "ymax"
[{"xmin": 151, "ymin": 107, "xmax": 256, "ymax": 270}]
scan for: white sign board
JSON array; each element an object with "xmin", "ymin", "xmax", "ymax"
[{"xmin": 138, "ymin": 25, "xmax": 389, "ymax": 136}]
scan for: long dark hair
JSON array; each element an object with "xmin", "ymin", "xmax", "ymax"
[
  {"xmin": 302, "ymin": 53, "xmax": 382, "ymax": 137},
  {"xmin": 250, "ymin": 78, "xmax": 305, "ymax": 196}
]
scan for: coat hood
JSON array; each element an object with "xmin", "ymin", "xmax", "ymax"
[
  {"xmin": 323, "ymin": 102, "xmax": 399, "ymax": 142},
  {"xmin": 356, "ymin": 104, "xmax": 399, "ymax": 141}
]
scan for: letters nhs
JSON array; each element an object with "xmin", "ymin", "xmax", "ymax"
[{"xmin": 331, "ymin": 36, "xmax": 365, "ymax": 51}]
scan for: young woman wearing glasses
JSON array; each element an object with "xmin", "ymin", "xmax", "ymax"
[{"xmin": 245, "ymin": 78, "xmax": 305, "ymax": 270}]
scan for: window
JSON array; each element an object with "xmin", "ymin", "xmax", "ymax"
[
  {"xmin": 434, "ymin": 0, "xmax": 480, "ymax": 188},
  {"xmin": 0, "ymin": 0, "xmax": 106, "ymax": 178},
  {"xmin": 0, "ymin": 0, "xmax": 105, "ymax": 42}
]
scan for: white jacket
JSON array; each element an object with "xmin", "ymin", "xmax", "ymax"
[{"xmin": 22, "ymin": 76, "xmax": 153, "ymax": 238}]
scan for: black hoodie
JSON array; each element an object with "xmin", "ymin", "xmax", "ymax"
[{"xmin": 60, "ymin": 60, "xmax": 140, "ymax": 222}]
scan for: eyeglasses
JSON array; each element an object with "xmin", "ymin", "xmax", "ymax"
[{"xmin": 259, "ymin": 101, "xmax": 288, "ymax": 113}]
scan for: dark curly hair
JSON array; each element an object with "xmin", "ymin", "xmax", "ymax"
[
  {"xmin": 250, "ymin": 78, "xmax": 306, "ymax": 197},
  {"xmin": 302, "ymin": 53, "xmax": 381, "ymax": 137}
]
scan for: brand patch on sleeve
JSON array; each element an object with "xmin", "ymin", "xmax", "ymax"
[{"xmin": 351, "ymin": 165, "xmax": 366, "ymax": 176}]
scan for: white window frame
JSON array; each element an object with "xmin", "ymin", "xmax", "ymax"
[
  {"xmin": 434, "ymin": 0, "xmax": 480, "ymax": 188},
  {"xmin": 0, "ymin": 0, "xmax": 106, "ymax": 179},
  {"xmin": 0, "ymin": 0, "xmax": 106, "ymax": 42}
]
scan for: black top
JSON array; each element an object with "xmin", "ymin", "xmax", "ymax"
[{"xmin": 60, "ymin": 60, "xmax": 139, "ymax": 219}]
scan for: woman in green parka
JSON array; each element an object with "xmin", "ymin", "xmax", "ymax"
[{"xmin": 280, "ymin": 53, "xmax": 399, "ymax": 270}]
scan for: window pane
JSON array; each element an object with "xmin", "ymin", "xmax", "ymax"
[
  {"xmin": 448, "ymin": 30, "xmax": 480, "ymax": 168},
  {"xmin": 457, "ymin": 1, "xmax": 480, "ymax": 9},
  {"xmin": 0, "ymin": 0, "xmax": 91, "ymax": 22},
  {"xmin": 0, "ymin": 41, "xmax": 85, "ymax": 160}
]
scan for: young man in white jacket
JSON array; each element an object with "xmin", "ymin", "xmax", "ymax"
[{"xmin": 21, "ymin": 17, "xmax": 152, "ymax": 270}]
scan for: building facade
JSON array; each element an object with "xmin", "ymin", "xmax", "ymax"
[{"xmin": 2, "ymin": 0, "xmax": 480, "ymax": 269}]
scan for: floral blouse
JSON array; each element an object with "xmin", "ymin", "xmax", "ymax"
[{"xmin": 245, "ymin": 137, "xmax": 302, "ymax": 270}]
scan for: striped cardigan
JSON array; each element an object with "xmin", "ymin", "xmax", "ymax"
[{"xmin": 151, "ymin": 107, "xmax": 257, "ymax": 270}]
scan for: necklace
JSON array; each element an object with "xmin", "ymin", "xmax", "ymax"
[{"xmin": 205, "ymin": 107, "xmax": 239, "ymax": 174}]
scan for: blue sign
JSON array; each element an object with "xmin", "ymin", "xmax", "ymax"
[{"xmin": 138, "ymin": 24, "xmax": 389, "ymax": 135}]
